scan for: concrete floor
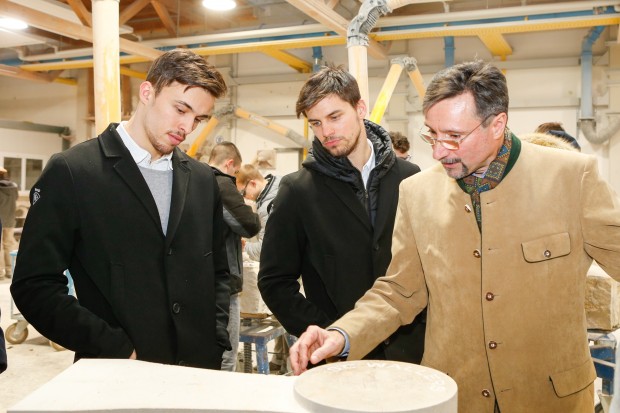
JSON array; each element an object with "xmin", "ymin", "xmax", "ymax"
[{"xmin": 0, "ymin": 277, "xmax": 74, "ymax": 413}]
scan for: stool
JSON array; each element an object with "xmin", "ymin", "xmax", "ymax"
[{"xmin": 239, "ymin": 313, "xmax": 295, "ymax": 375}]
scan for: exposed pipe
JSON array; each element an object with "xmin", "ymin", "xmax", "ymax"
[
  {"xmin": 0, "ymin": 119, "xmax": 71, "ymax": 137},
  {"xmin": 444, "ymin": 36, "xmax": 454, "ymax": 67},
  {"xmin": 579, "ymin": 25, "xmax": 620, "ymax": 144},
  {"xmin": 312, "ymin": 46, "xmax": 323, "ymax": 72}
]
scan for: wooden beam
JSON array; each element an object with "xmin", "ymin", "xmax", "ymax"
[
  {"xmin": 150, "ymin": 0, "xmax": 176, "ymax": 37},
  {"xmin": 0, "ymin": 0, "xmax": 163, "ymax": 60},
  {"xmin": 66, "ymin": 0, "xmax": 92, "ymax": 26},
  {"xmin": 284, "ymin": 0, "xmax": 387, "ymax": 59},
  {"xmin": 119, "ymin": 0, "xmax": 151, "ymax": 25},
  {"xmin": 0, "ymin": 64, "xmax": 50, "ymax": 82}
]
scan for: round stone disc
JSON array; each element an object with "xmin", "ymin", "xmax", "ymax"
[{"xmin": 293, "ymin": 360, "xmax": 457, "ymax": 413}]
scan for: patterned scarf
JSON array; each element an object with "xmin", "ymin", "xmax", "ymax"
[{"xmin": 459, "ymin": 130, "xmax": 517, "ymax": 231}]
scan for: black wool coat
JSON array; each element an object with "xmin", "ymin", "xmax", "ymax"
[
  {"xmin": 11, "ymin": 124, "xmax": 231, "ymax": 369},
  {"xmin": 259, "ymin": 124, "xmax": 425, "ymax": 363}
]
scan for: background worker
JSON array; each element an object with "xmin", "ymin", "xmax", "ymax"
[
  {"xmin": 290, "ymin": 60, "xmax": 620, "ymax": 412},
  {"xmin": 208, "ymin": 142, "xmax": 261, "ymax": 372},
  {"xmin": 235, "ymin": 163, "xmax": 288, "ymax": 373},
  {"xmin": 0, "ymin": 167, "xmax": 18, "ymax": 280},
  {"xmin": 389, "ymin": 131, "xmax": 412, "ymax": 162},
  {"xmin": 11, "ymin": 49, "xmax": 232, "ymax": 369}
]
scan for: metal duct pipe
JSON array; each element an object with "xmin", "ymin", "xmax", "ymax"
[
  {"xmin": 347, "ymin": 0, "xmax": 420, "ymax": 106},
  {"xmin": 579, "ymin": 26, "xmax": 620, "ymax": 144},
  {"xmin": 312, "ymin": 46, "xmax": 323, "ymax": 72},
  {"xmin": 0, "ymin": 119, "xmax": 71, "ymax": 137},
  {"xmin": 444, "ymin": 36, "xmax": 455, "ymax": 68}
]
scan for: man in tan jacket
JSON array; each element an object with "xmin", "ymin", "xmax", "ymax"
[{"xmin": 289, "ymin": 60, "xmax": 620, "ymax": 413}]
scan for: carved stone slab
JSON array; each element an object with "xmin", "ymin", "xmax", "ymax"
[{"xmin": 294, "ymin": 360, "xmax": 457, "ymax": 413}]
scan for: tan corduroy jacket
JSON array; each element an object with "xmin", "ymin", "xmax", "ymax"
[{"xmin": 333, "ymin": 141, "xmax": 620, "ymax": 413}]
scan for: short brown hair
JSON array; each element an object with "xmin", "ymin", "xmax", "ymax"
[
  {"xmin": 389, "ymin": 131, "xmax": 410, "ymax": 153},
  {"xmin": 535, "ymin": 122, "xmax": 565, "ymax": 134},
  {"xmin": 208, "ymin": 141, "xmax": 242, "ymax": 166},
  {"xmin": 296, "ymin": 65, "xmax": 361, "ymax": 118},
  {"xmin": 423, "ymin": 60, "xmax": 508, "ymax": 127},
  {"xmin": 146, "ymin": 49, "xmax": 227, "ymax": 98},
  {"xmin": 236, "ymin": 164, "xmax": 264, "ymax": 187}
]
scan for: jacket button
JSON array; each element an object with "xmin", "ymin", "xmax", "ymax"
[
  {"xmin": 168, "ymin": 248, "xmax": 173, "ymax": 256},
  {"xmin": 373, "ymin": 245, "xmax": 380, "ymax": 252},
  {"xmin": 481, "ymin": 389, "xmax": 491, "ymax": 397},
  {"xmin": 543, "ymin": 249, "xmax": 551, "ymax": 258},
  {"xmin": 465, "ymin": 204, "xmax": 472, "ymax": 213},
  {"xmin": 489, "ymin": 341, "xmax": 497, "ymax": 349},
  {"xmin": 473, "ymin": 249, "xmax": 481, "ymax": 258},
  {"xmin": 178, "ymin": 360, "xmax": 186, "ymax": 366},
  {"xmin": 172, "ymin": 302, "xmax": 181, "ymax": 314},
  {"xmin": 485, "ymin": 292, "xmax": 494, "ymax": 301},
  {"xmin": 383, "ymin": 338, "xmax": 390, "ymax": 346}
]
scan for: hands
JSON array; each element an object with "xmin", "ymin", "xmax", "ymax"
[
  {"xmin": 289, "ymin": 325, "xmax": 345, "ymax": 375},
  {"xmin": 129, "ymin": 350, "xmax": 137, "ymax": 360}
]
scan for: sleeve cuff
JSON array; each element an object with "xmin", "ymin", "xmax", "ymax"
[{"xmin": 327, "ymin": 327, "xmax": 350, "ymax": 357}]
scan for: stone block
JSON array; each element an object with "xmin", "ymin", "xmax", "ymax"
[{"xmin": 585, "ymin": 262, "xmax": 620, "ymax": 331}]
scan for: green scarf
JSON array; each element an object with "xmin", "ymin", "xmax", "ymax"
[{"xmin": 458, "ymin": 131, "xmax": 521, "ymax": 231}]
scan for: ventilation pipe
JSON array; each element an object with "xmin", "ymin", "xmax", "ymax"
[
  {"xmin": 580, "ymin": 26, "xmax": 620, "ymax": 144},
  {"xmin": 347, "ymin": 0, "xmax": 420, "ymax": 106},
  {"xmin": 444, "ymin": 36, "xmax": 455, "ymax": 68},
  {"xmin": 312, "ymin": 47, "xmax": 323, "ymax": 72}
]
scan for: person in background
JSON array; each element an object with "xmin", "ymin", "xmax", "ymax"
[
  {"xmin": 535, "ymin": 121, "xmax": 581, "ymax": 151},
  {"xmin": 235, "ymin": 163, "xmax": 288, "ymax": 373},
  {"xmin": 389, "ymin": 131, "xmax": 412, "ymax": 161},
  {"xmin": 258, "ymin": 65, "xmax": 426, "ymax": 366},
  {"xmin": 289, "ymin": 60, "xmax": 620, "ymax": 413},
  {"xmin": 208, "ymin": 142, "xmax": 261, "ymax": 372},
  {"xmin": 0, "ymin": 216, "xmax": 6, "ymax": 374},
  {"xmin": 0, "ymin": 167, "xmax": 18, "ymax": 280},
  {"xmin": 11, "ymin": 49, "xmax": 232, "ymax": 369}
]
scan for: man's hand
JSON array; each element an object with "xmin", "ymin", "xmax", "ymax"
[
  {"xmin": 129, "ymin": 350, "xmax": 137, "ymax": 360},
  {"xmin": 290, "ymin": 325, "xmax": 345, "ymax": 375}
]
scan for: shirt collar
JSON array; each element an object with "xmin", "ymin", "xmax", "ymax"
[
  {"xmin": 361, "ymin": 138, "xmax": 376, "ymax": 188},
  {"xmin": 117, "ymin": 122, "xmax": 173, "ymax": 171}
]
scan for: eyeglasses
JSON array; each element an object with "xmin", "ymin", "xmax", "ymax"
[
  {"xmin": 419, "ymin": 114, "xmax": 494, "ymax": 151},
  {"xmin": 239, "ymin": 180, "xmax": 250, "ymax": 197}
]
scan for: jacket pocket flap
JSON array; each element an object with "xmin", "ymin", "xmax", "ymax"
[
  {"xmin": 549, "ymin": 359, "xmax": 596, "ymax": 397},
  {"xmin": 521, "ymin": 232, "xmax": 571, "ymax": 263}
]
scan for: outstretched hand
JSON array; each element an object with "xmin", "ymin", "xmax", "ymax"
[{"xmin": 289, "ymin": 325, "xmax": 346, "ymax": 375}]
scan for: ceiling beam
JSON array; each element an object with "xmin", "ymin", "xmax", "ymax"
[
  {"xmin": 119, "ymin": 0, "xmax": 151, "ymax": 25},
  {"xmin": 478, "ymin": 33, "xmax": 513, "ymax": 60},
  {"xmin": 66, "ymin": 0, "xmax": 92, "ymax": 26},
  {"xmin": 261, "ymin": 49, "xmax": 312, "ymax": 73},
  {"xmin": 150, "ymin": 0, "xmax": 176, "ymax": 37},
  {"xmin": 0, "ymin": 0, "xmax": 163, "ymax": 60},
  {"xmin": 0, "ymin": 63, "xmax": 76, "ymax": 85},
  {"xmin": 285, "ymin": 0, "xmax": 387, "ymax": 59}
]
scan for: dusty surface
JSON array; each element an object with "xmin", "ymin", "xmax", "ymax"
[{"xmin": 0, "ymin": 277, "xmax": 74, "ymax": 413}]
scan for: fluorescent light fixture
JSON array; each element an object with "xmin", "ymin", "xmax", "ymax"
[
  {"xmin": 202, "ymin": 0, "xmax": 236, "ymax": 11},
  {"xmin": 0, "ymin": 18, "xmax": 28, "ymax": 30}
]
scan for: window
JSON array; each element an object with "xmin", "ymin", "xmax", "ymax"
[{"xmin": 0, "ymin": 155, "xmax": 45, "ymax": 192}]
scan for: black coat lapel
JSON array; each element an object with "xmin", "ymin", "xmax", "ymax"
[
  {"xmin": 324, "ymin": 177, "xmax": 371, "ymax": 231},
  {"xmin": 166, "ymin": 149, "xmax": 190, "ymax": 247}
]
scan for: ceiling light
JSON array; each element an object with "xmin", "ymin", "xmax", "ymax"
[
  {"xmin": 0, "ymin": 18, "xmax": 28, "ymax": 30},
  {"xmin": 202, "ymin": 0, "xmax": 236, "ymax": 11}
]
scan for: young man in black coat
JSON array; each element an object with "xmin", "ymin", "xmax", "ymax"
[
  {"xmin": 11, "ymin": 49, "xmax": 232, "ymax": 369},
  {"xmin": 258, "ymin": 66, "xmax": 426, "ymax": 363}
]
